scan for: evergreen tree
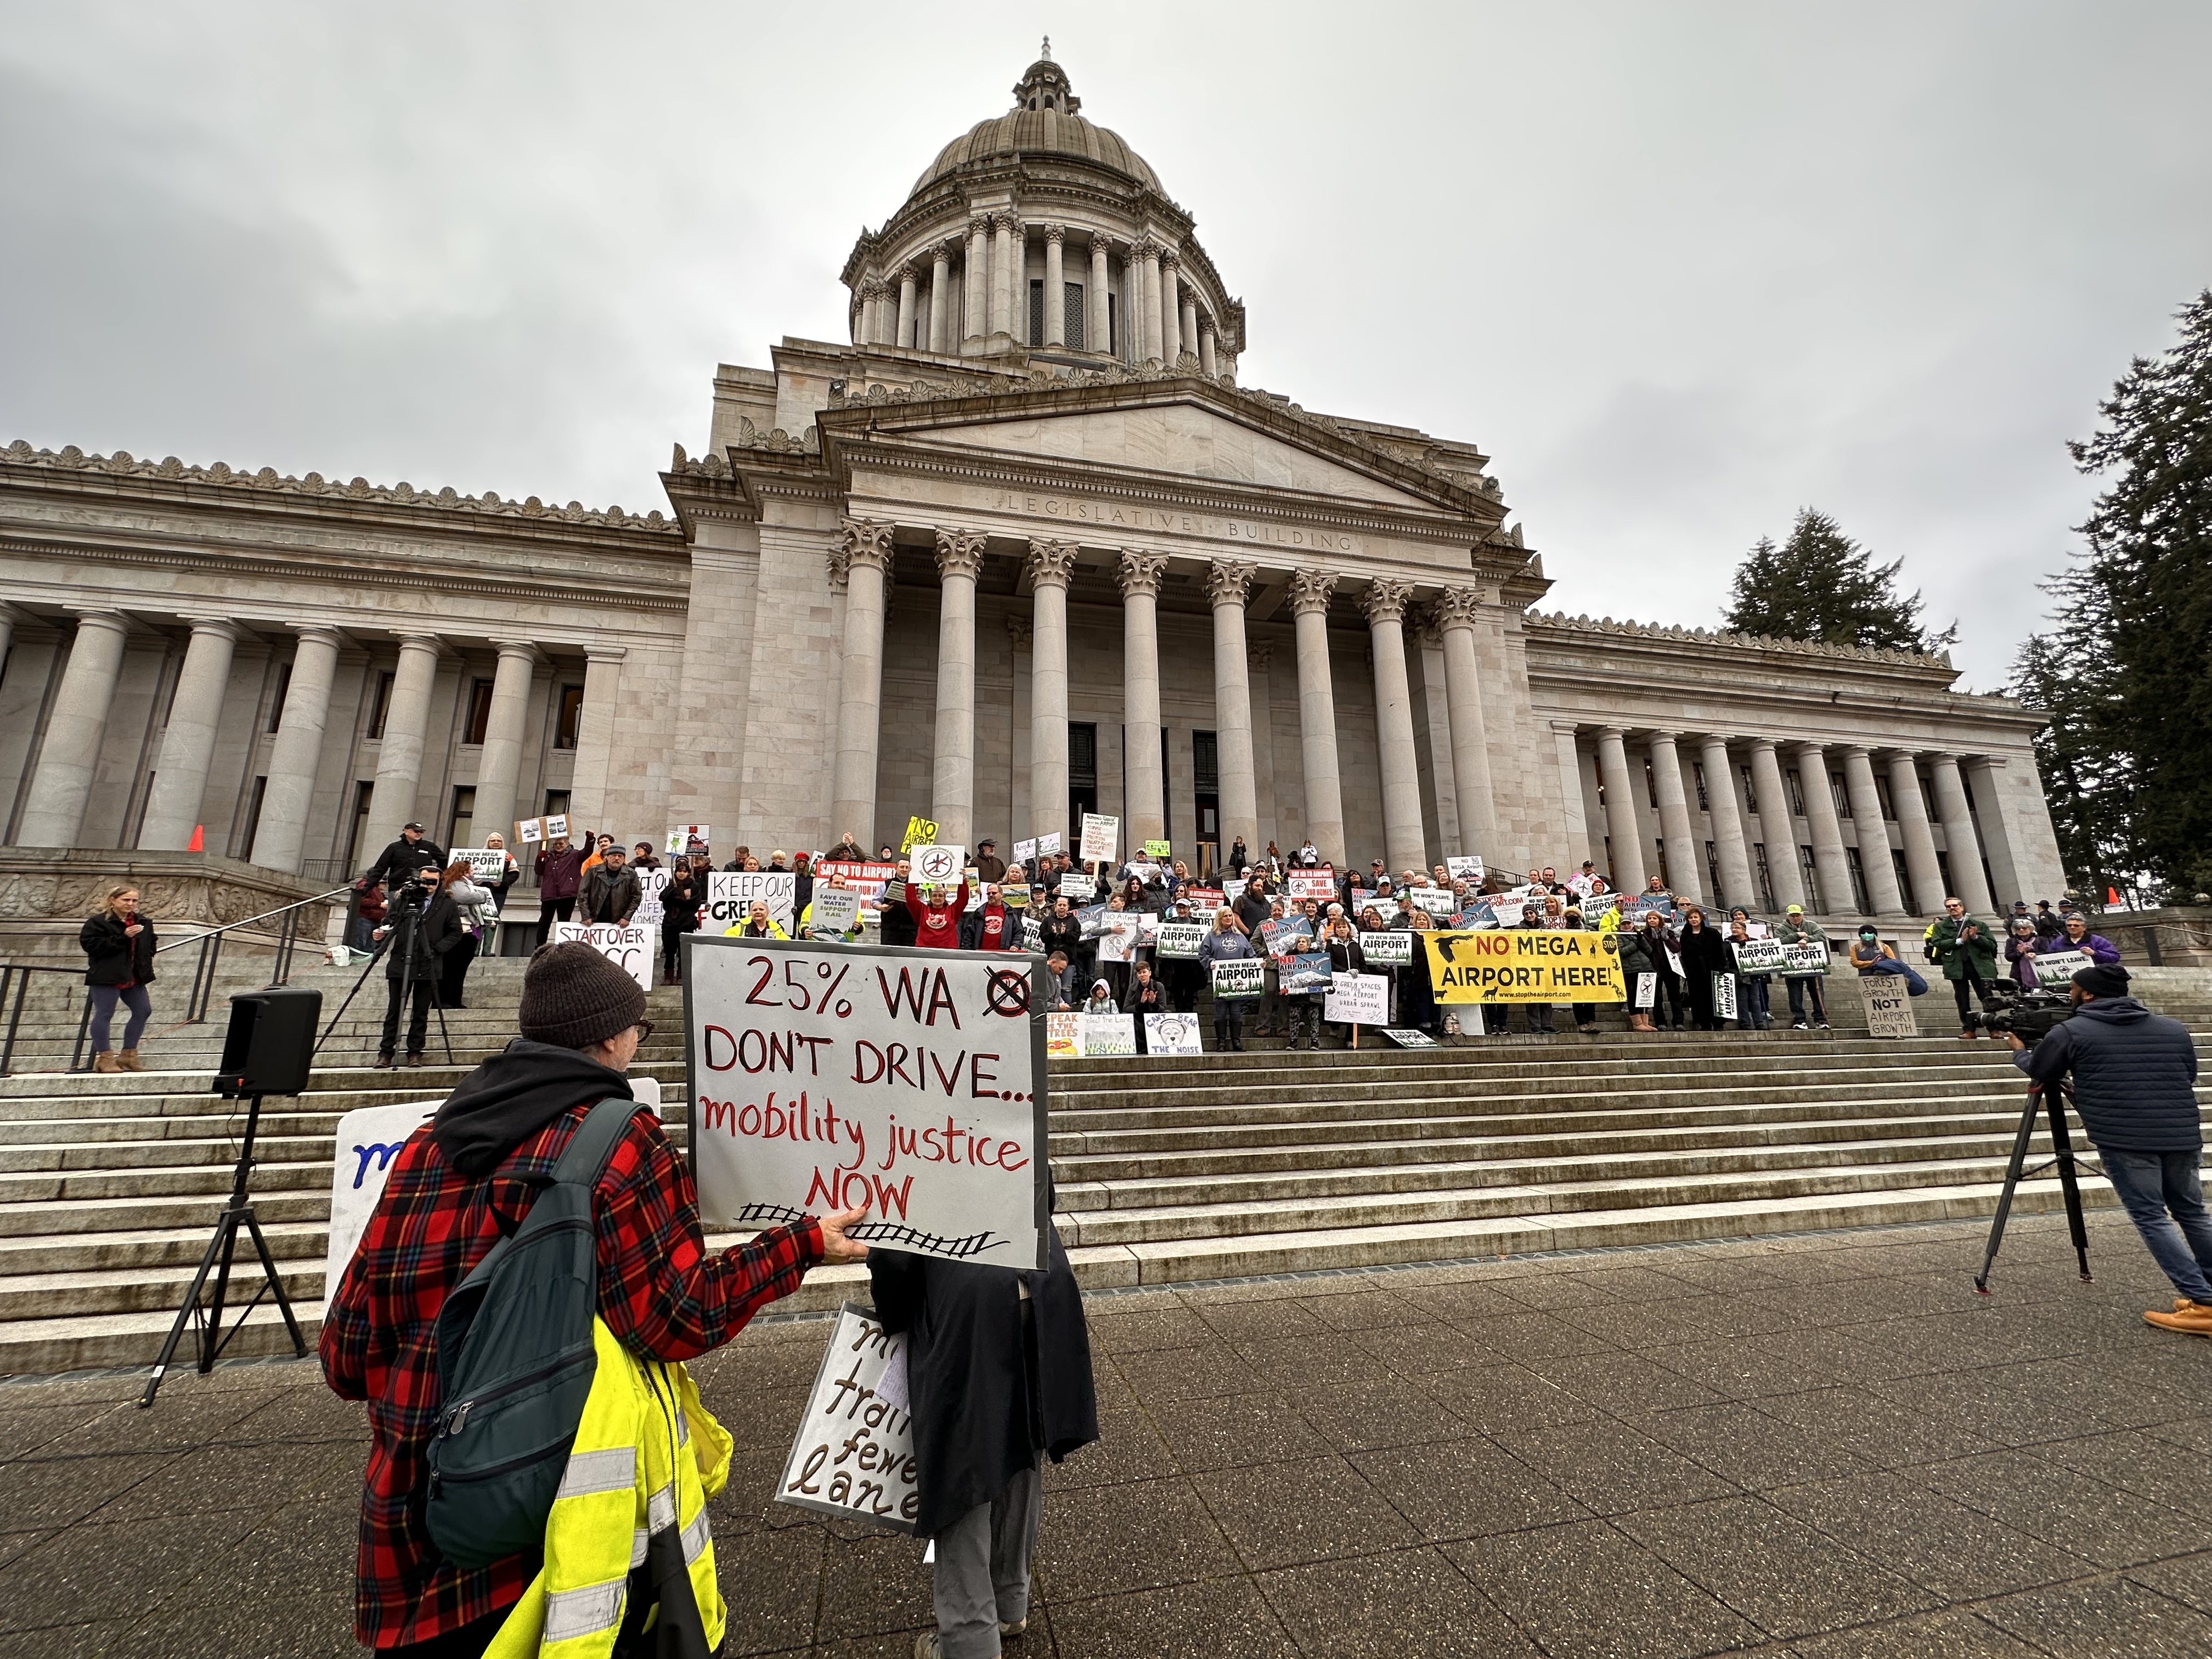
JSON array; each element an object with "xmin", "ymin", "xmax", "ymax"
[
  {"xmin": 1722, "ymin": 509, "xmax": 1956, "ymax": 653},
  {"xmin": 2007, "ymin": 625, "xmax": 2139, "ymax": 903},
  {"xmin": 2047, "ymin": 290, "xmax": 2212, "ymax": 896}
]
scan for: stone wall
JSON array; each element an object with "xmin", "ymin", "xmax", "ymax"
[{"xmin": 0, "ymin": 848, "xmax": 340, "ymax": 964}]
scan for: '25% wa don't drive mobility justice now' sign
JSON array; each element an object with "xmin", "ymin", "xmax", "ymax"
[{"xmin": 682, "ymin": 934, "xmax": 1052, "ymax": 1270}]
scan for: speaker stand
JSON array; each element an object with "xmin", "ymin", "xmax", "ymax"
[{"xmin": 139, "ymin": 1092, "xmax": 307, "ymax": 1408}]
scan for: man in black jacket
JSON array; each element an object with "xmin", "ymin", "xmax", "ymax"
[
  {"xmin": 373, "ymin": 866, "xmax": 462, "ymax": 1067},
  {"xmin": 359, "ymin": 821, "xmax": 446, "ymax": 892},
  {"xmin": 578, "ymin": 844, "xmax": 642, "ymax": 924},
  {"xmin": 2009, "ymin": 963, "xmax": 2210, "ymax": 1335}
]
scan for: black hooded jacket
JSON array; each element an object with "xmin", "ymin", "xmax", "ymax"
[
  {"xmin": 868, "ymin": 1223, "xmax": 1098, "ymax": 1538},
  {"xmin": 431, "ymin": 1038, "xmax": 636, "ymax": 1177}
]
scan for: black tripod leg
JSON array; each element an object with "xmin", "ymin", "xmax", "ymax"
[
  {"xmin": 1974, "ymin": 1088, "xmax": 2044, "ymax": 1294},
  {"xmin": 139, "ymin": 1218, "xmax": 230, "ymax": 1408},
  {"xmin": 2046, "ymin": 1085, "xmax": 2093, "ymax": 1282},
  {"xmin": 431, "ymin": 981, "xmax": 454, "ymax": 1066},
  {"xmin": 242, "ymin": 1209, "xmax": 307, "ymax": 1357},
  {"xmin": 198, "ymin": 1209, "xmax": 248, "ymax": 1375},
  {"xmin": 315, "ymin": 943, "xmax": 389, "ymax": 1058}
]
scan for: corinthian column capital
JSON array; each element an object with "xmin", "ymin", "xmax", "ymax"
[
  {"xmin": 1041, "ymin": 222, "xmax": 1066, "ymax": 246},
  {"xmin": 934, "ymin": 527, "xmax": 989, "ymax": 580},
  {"xmin": 1115, "ymin": 550, "xmax": 1169, "ymax": 598},
  {"xmin": 1024, "ymin": 538, "xmax": 1080, "ymax": 589},
  {"xmin": 1361, "ymin": 578, "xmax": 1414, "ymax": 625},
  {"xmin": 1434, "ymin": 585, "xmax": 1483, "ymax": 631},
  {"xmin": 839, "ymin": 517, "xmax": 896, "ymax": 570},
  {"xmin": 1288, "ymin": 568, "xmax": 1338, "ymax": 616},
  {"xmin": 1205, "ymin": 558, "xmax": 1257, "ymax": 607}
]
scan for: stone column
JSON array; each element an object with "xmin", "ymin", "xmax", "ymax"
[
  {"xmin": 138, "ymin": 618, "xmax": 239, "ymax": 850},
  {"xmin": 1288, "ymin": 569, "xmax": 1346, "ymax": 866},
  {"xmin": 1159, "ymin": 251, "xmax": 1182, "ymax": 365},
  {"xmin": 567, "ymin": 645, "xmax": 624, "ymax": 830},
  {"xmin": 1647, "ymin": 732, "xmax": 1705, "ymax": 905},
  {"xmin": 830, "ymin": 521, "xmax": 894, "ymax": 843},
  {"xmin": 1042, "ymin": 225, "xmax": 1065, "ymax": 347},
  {"xmin": 896, "ymin": 268, "xmax": 918, "ymax": 349},
  {"xmin": 0, "ymin": 602, "xmax": 20, "ymax": 676},
  {"xmin": 1887, "ymin": 752, "xmax": 1945, "ymax": 914},
  {"xmin": 1746, "ymin": 739, "xmax": 1807, "ymax": 911},
  {"xmin": 15, "ymin": 611, "xmax": 130, "ymax": 848},
  {"xmin": 1116, "ymin": 550, "xmax": 1169, "ymax": 849},
  {"xmin": 1249, "ymin": 641, "xmax": 1278, "ymax": 850},
  {"xmin": 363, "ymin": 633, "xmax": 443, "ymax": 853},
  {"xmin": 1181, "ymin": 292, "xmax": 1200, "ymax": 367},
  {"xmin": 1434, "ymin": 588, "xmax": 1499, "ymax": 858},
  {"xmin": 1206, "ymin": 560, "xmax": 1260, "ymax": 857},
  {"xmin": 255, "ymin": 625, "xmax": 343, "ymax": 874},
  {"xmin": 1362, "ymin": 578, "xmax": 1425, "ymax": 875},
  {"xmin": 1137, "ymin": 241, "xmax": 1163, "ymax": 362},
  {"xmin": 929, "ymin": 244, "xmax": 953, "ymax": 353},
  {"xmin": 1794, "ymin": 743, "xmax": 1855, "ymax": 916},
  {"xmin": 1841, "ymin": 746, "xmax": 1906, "ymax": 915},
  {"xmin": 989, "ymin": 217, "xmax": 1015, "ymax": 343},
  {"xmin": 1594, "ymin": 727, "xmax": 1647, "ymax": 891},
  {"xmin": 1198, "ymin": 315, "xmax": 1217, "ymax": 378},
  {"xmin": 963, "ymin": 218, "xmax": 990, "ymax": 351},
  {"xmin": 931, "ymin": 528, "xmax": 987, "ymax": 848},
  {"xmin": 1927, "ymin": 754, "xmax": 1995, "ymax": 915},
  {"xmin": 1088, "ymin": 239, "xmax": 1110, "ymax": 353},
  {"xmin": 1698, "ymin": 736, "xmax": 1754, "ymax": 911},
  {"xmin": 470, "ymin": 641, "xmax": 540, "ymax": 851},
  {"xmin": 1025, "ymin": 539, "xmax": 1078, "ymax": 842}
]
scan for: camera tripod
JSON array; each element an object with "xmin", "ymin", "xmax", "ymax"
[
  {"xmin": 1974, "ymin": 1078, "xmax": 2101, "ymax": 1294},
  {"xmin": 139, "ymin": 1090, "xmax": 306, "ymax": 1407},
  {"xmin": 314, "ymin": 906, "xmax": 454, "ymax": 1065}
]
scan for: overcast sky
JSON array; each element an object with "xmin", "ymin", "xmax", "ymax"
[{"xmin": 4, "ymin": 3, "xmax": 2207, "ymax": 687}]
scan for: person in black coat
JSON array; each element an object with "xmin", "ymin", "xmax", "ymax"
[
  {"xmin": 358, "ymin": 822, "xmax": 446, "ymax": 892},
  {"xmin": 1675, "ymin": 906, "xmax": 1731, "ymax": 1031},
  {"xmin": 869, "ymin": 1223, "xmax": 1097, "ymax": 1659},
  {"xmin": 80, "ymin": 883, "xmax": 158, "ymax": 1073},
  {"xmin": 373, "ymin": 866, "xmax": 463, "ymax": 1066}
]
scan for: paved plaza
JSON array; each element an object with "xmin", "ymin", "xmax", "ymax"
[{"xmin": 0, "ymin": 1213, "xmax": 2207, "ymax": 1658}]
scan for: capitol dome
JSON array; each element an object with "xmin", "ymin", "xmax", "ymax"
[{"xmin": 842, "ymin": 44, "xmax": 1243, "ymax": 375}]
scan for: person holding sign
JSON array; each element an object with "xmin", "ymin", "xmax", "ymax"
[
  {"xmin": 323, "ymin": 942, "xmax": 872, "ymax": 1654},
  {"xmin": 1676, "ymin": 907, "xmax": 1730, "ymax": 1032},
  {"xmin": 907, "ymin": 877, "xmax": 970, "ymax": 951},
  {"xmin": 2004, "ymin": 916, "xmax": 2045, "ymax": 990},
  {"xmin": 1776, "ymin": 905, "xmax": 1832, "ymax": 1030},
  {"xmin": 1198, "ymin": 907, "xmax": 1259, "ymax": 1051},
  {"xmin": 2059, "ymin": 911, "xmax": 2124, "ymax": 966}
]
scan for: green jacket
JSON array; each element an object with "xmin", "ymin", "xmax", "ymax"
[
  {"xmin": 1775, "ymin": 916, "xmax": 1826, "ymax": 947},
  {"xmin": 1939, "ymin": 920, "xmax": 2000, "ymax": 981}
]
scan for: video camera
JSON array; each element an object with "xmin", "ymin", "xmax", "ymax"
[{"xmin": 1965, "ymin": 981, "xmax": 2073, "ymax": 1044}]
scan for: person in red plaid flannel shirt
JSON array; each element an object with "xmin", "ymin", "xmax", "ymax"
[{"xmin": 321, "ymin": 941, "xmax": 870, "ymax": 1656}]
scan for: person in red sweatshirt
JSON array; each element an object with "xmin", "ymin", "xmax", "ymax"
[{"xmin": 907, "ymin": 879, "xmax": 969, "ymax": 950}]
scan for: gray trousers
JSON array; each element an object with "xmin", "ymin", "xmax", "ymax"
[{"xmin": 933, "ymin": 1463, "xmax": 1041, "ymax": 1659}]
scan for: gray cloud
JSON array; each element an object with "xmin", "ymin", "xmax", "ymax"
[{"xmin": 3, "ymin": 2, "xmax": 2207, "ymax": 686}]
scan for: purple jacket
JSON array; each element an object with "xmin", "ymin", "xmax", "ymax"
[{"xmin": 534, "ymin": 844, "xmax": 585, "ymax": 901}]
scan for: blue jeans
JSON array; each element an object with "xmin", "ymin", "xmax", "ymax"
[
  {"xmin": 2099, "ymin": 1147, "xmax": 2212, "ymax": 1301},
  {"xmin": 1786, "ymin": 976, "xmax": 1827, "ymax": 1023},
  {"xmin": 90, "ymin": 984, "xmax": 151, "ymax": 1052}
]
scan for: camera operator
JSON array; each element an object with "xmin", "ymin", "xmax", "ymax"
[
  {"xmin": 2006, "ymin": 963, "xmax": 2210, "ymax": 1336},
  {"xmin": 373, "ymin": 865, "xmax": 464, "ymax": 1069}
]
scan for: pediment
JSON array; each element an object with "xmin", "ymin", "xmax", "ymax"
[{"xmin": 856, "ymin": 392, "xmax": 1478, "ymax": 518}]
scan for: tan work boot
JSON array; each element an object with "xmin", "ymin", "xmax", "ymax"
[
  {"xmin": 92, "ymin": 1050, "xmax": 121, "ymax": 1074},
  {"xmin": 2143, "ymin": 1299, "xmax": 2212, "ymax": 1337},
  {"xmin": 118, "ymin": 1048, "xmax": 145, "ymax": 1072}
]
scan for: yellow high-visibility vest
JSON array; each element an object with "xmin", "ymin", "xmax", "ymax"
[{"xmin": 485, "ymin": 1318, "xmax": 731, "ymax": 1658}]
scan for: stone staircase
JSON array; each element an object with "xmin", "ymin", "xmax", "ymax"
[{"xmin": 0, "ymin": 958, "xmax": 2205, "ymax": 1375}]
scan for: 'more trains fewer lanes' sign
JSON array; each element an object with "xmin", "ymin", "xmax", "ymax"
[{"xmin": 684, "ymin": 936, "xmax": 1049, "ymax": 1270}]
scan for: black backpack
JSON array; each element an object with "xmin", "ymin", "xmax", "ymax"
[{"xmin": 427, "ymin": 1094, "xmax": 642, "ymax": 1568}]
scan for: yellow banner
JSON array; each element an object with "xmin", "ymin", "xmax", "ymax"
[{"xmin": 1423, "ymin": 928, "xmax": 1626, "ymax": 1003}]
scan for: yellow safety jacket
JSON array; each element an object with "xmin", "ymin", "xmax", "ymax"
[{"xmin": 486, "ymin": 1318, "xmax": 732, "ymax": 1658}]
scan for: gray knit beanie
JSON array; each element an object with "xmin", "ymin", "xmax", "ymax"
[{"xmin": 518, "ymin": 942, "xmax": 647, "ymax": 1048}]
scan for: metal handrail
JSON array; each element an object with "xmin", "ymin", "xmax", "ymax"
[
  {"xmin": 0, "ymin": 963, "xmax": 95, "ymax": 1077},
  {"xmin": 149, "ymin": 883, "xmax": 354, "ymax": 1023}
]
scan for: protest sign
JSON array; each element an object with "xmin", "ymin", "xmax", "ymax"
[
  {"xmin": 1079, "ymin": 813, "xmax": 1119, "ymax": 863},
  {"xmin": 687, "ymin": 936, "xmax": 1048, "ymax": 1268},
  {"xmin": 1210, "ymin": 958, "xmax": 1265, "ymax": 998},
  {"xmin": 1580, "ymin": 893, "xmax": 1621, "ymax": 926},
  {"xmin": 1285, "ymin": 868, "xmax": 1336, "ymax": 901},
  {"xmin": 665, "ymin": 823, "xmax": 712, "ymax": 855},
  {"xmin": 776, "ymin": 1304, "xmax": 918, "ymax": 1533},
  {"xmin": 1020, "ymin": 916, "xmax": 1044, "ymax": 953},
  {"xmin": 1383, "ymin": 1028, "xmax": 1440, "ymax": 1047},
  {"xmin": 1037, "ymin": 830, "xmax": 1063, "ymax": 857},
  {"xmin": 1057, "ymin": 872, "xmax": 1097, "ymax": 904},
  {"xmin": 1144, "ymin": 1013, "xmax": 1205, "ymax": 1057},
  {"xmin": 1223, "ymin": 878, "xmax": 1248, "ymax": 905},
  {"xmin": 1135, "ymin": 912, "xmax": 1161, "ymax": 942},
  {"xmin": 1000, "ymin": 882, "xmax": 1031, "ymax": 909},
  {"xmin": 1095, "ymin": 916, "xmax": 1140, "ymax": 963},
  {"xmin": 1731, "ymin": 938, "xmax": 1787, "ymax": 974},
  {"xmin": 1423, "ymin": 928, "xmax": 1626, "ymax": 1004},
  {"xmin": 1075, "ymin": 903, "xmax": 1109, "ymax": 940},
  {"xmin": 634, "ymin": 864, "xmax": 670, "ymax": 926},
  {"xmin": 1012, "ymin": 838, "xmax": 1037, "ymax": 865},
  {"xmin": 708, "ymin": 870, "xmax": 798, "ymax": 933},
  {"xmin": 899, "ymin": 815, "xmax": 939, "ymax": 853},
  {"xmin": 910, "ymin": 843, "xmax": 964, "ymax": 887},
  {"xmin": 454, "ymin": 847, "xmax": 509, "ymax": 885},
  {"xmin": 1447, "ymin": 855, "xmax": 1485, "ymax": 884},
  {"xmin": 1359, "ymin": 931, "xmax": 1415, "ymax": 967},
  {"xmin": 808, "ymin": 887, "xmax": 865, "ymax": 940},
  {"xmin": 1863, "ymin": 976, "xmax": 1918, "ymax": 1038},
  {"xmin": 1634, "ymin": 972, "xmax": 1657, "ymax": 1008},
  {"xmin": 1566, "ymin": 873, "xmax": 1597, "ymax": 898},
  {"xmin": 1713, "ymin": 973, "xmax": 1739, "ymax": 1021},
  {"xmin": 325, "ymin": 1099, "xmax": 436, "ymax": 1292},
  {"xmin": 1408, "ymin": 888, "xmax": 1457, "ymax": 918},
  {"xmin": 1078, "ymin": 1013, "xmax": 1137, "ymax": 1056},
  {"xmin": 1488, "ymin": 899, "xmax": 1529, "ymax": 928},
  {"xmin": 1281, "ymin": 952, "xmax": 1333, "ymax": 992},
  {"xmin": 516, "ymin": 817, "xmax": 543, "ymax": 845},
  {"xmin": 1154, "ymin": 923, "xmax": 1206, "ymax": 958},
  {"xmin": 1045, "ymin": 1012, "xmax": 1079, "ymax": 1058},
  {"xmin": 1182, "ymin": 886, "xmax": 1226, "ymax": 913},
  {"xmin": 818, "ymin": 859, "xmax": 896, "ymax": 902},
  {"xmin": 544, "ymin": 814, "xmax": 569, "ymax": 839},
  {"xmin": 1780, "ymin": 942, "xmax": 1830, "ymax": 977},
  {"xmin": 1259, "ymin": 916, "xmax": 1314, "ymax": 958},
  {"xmin": 553, "ymin": 921, "xmax": 654, "ymax": 994},
  {"xmin": 1143, "ymin": 839, "xmax": 1172, "ymax": 859},
  {"xmin": 1324, "ymin": 972, "xmax": 1390, "ymax": 1025},
  {"xmin": 2030, "ymin": 949, "xmax": 2091, "ymax": 990}
]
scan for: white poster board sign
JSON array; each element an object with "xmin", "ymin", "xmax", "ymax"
[
  {"xmin": 808, "ymin": 887, "xmax": 865, "ymax": 940},
  {"xmin": 775, "ymin": 1304, "xmax": 918, "ymax": 1533},
  {"xmin": 1732, "ymin": 938, "xmax": 1786, "ymax": 974},
  {"xmin": 1210, "ymin": 958, "xmax": 1265, "ymax": 998},
  {"xmin": 1447, "ymin": 855, "xmax": 1485, "ymax": 884},
  {"xmin": 2031, "ymin": 949, "xmax": 2091, "ymax": 990},
  {"xmin": 707, "ymin": 870, "xmax": 797, "ymax": 933},
  {"xmin": 1095, "ymin": 917, "xmax": 1140, "ymax": 964},
  {"xmin": 1154, "ymin": 923, "xmax": 1206, "ymax": 958},
  {"xmin": 1713, "ymin": 972, "xmax": 1739, "ymax": 1022},
  {"xmin": 1864, "ymin": 976, "xmax": 1919, "ymax": 1038},
  {"xmin": 454, "ymin": 848, "xmax": 509, "ymax": 885},
  {"xmin": 1409, "ymin": 888, "xmax": 1458, "ymax": 918},
  {"xmin": 1037, "ymin": 831, "xmax": 1063, "ymax": 857},
  {"xmin": 1781, "ymin": 943, "xmax": 1830, "ymax": 977},
  {"xmin": 1077, "ymin": 1012, "xmax": 1137, "ymax": 1056},
  {"xmin": 1324, "ymin": 972, "xmax": 1391, "ymax": 1025},
  {"xmin": 1359, "ymin": 932, "xmax": 1414, "ymax": 967},
  {"xmin": 687, "ymin": 937, "xmax": 1048, "ymax": 1268},
  {"xmin": 633, "ymin": 864, "xmax": 670, "ymax": 926},
  {"xmin": 1143, "ymin": 1013, "xmax": 1205, "ymax": 1057},
  {"xmin": 1634, "ymin": 972, "xmax": 1658, "ymax": 1009},
  {"xmin": 544, "ymin": 814, "xmax": 569, "ymax": 840},
  {"xmin": 1077, "ymin": 813, "xmax": 1119, "ymax": 864},
  {"xmin": 552, "ymin": 921, "xmax": 654, "ymax": 995},
  {"xmin": 1383, "ymin": 1028, "xmax": 1440, "ymax": 1047},
  {"xmin": 1057, "ymin": 873, "xmax": 1096, "ymax": 904},
  {"xmin": 1012, "ymin": 838, "xmax": 1037, "ymax": 866},
  {"xmin": 516, "ymin": 817, "xmax": 544, "ymax": 845},
  {"xmin": 909, "ymin": 844, "xmax": 965, "ymax": 887},
  {"xmin": 665, "ymin": 823, "xmax": 712, "ymax": 855}
]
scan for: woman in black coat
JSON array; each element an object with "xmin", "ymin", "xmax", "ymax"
[
  {"xmin": 80, "ymin": 883, "xmax": 157, "ymax": 1073},
  {"xmin": 1675, "ymin": 906, "xmax": 1731, "ymax": 1031}
]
